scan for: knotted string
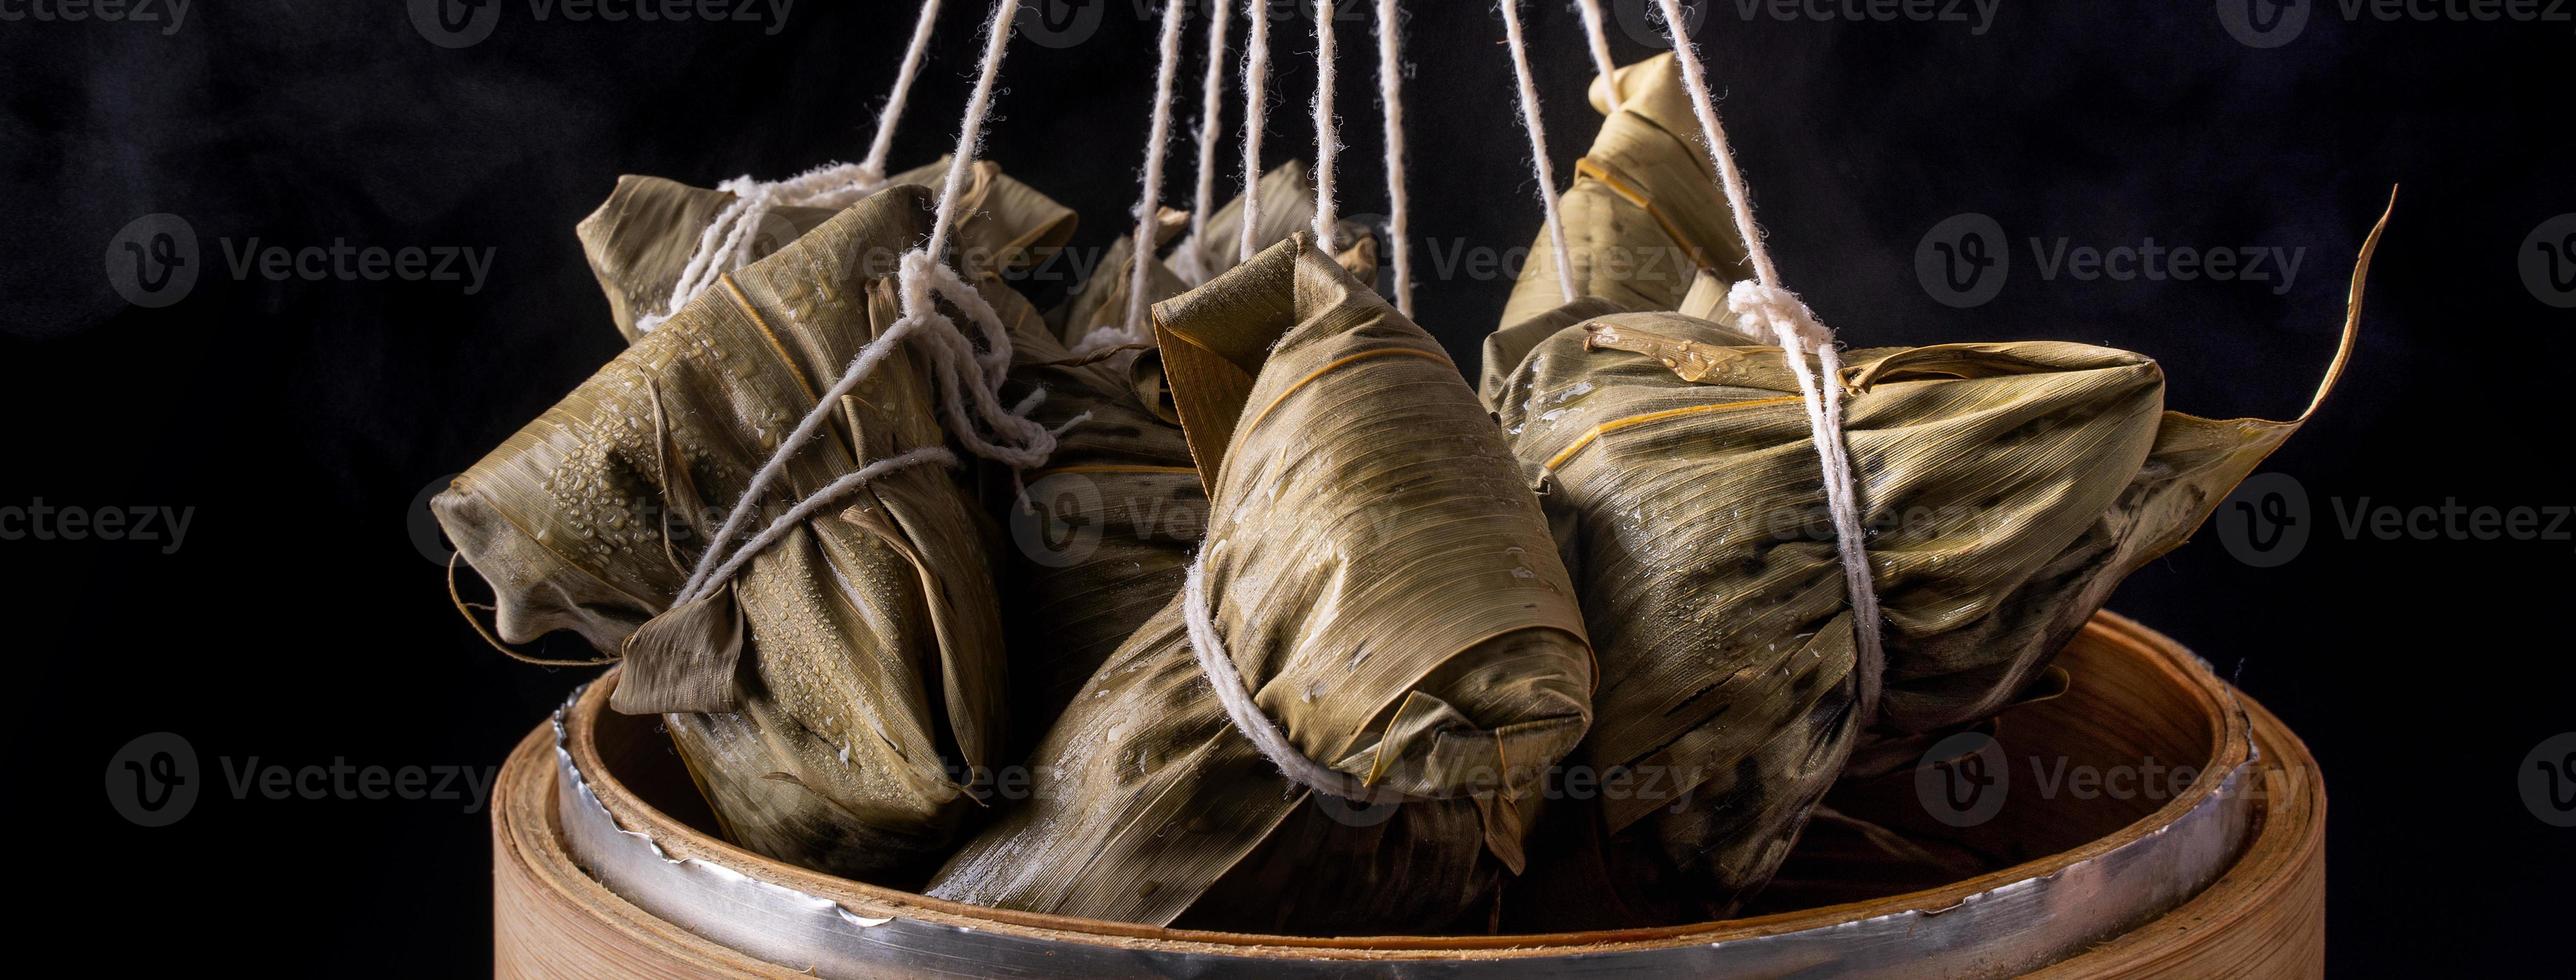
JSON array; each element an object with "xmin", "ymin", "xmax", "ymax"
[
  {"xmin": 1653, "ymin": 0, "xmax": 1885, "ymax": 721},
  {"xmin": 1500, "ymin": 0, "xmax": 1579, "ymax": 304},
  {"xmin": 677, "ymin": 0, "xmax": 1067, "ymax": 608},
  {"xmin": 636, "ymin": 0, "xmax": 947, "ymax": 335}
]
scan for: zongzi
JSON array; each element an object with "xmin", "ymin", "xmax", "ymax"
[
  {"xmin": 927, "ymin": 235, "xmax": 1595, "ymax": 935},
  {"xmin": 438, "ymin": 183, "xmax": 1029, "ymax": 883},
  {"xmin": 1488, "ymin": 206, "xmax": 2385, "ymax": 925}
]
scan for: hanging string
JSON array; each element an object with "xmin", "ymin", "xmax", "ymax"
[
  {"xmin": 1499, "ymin": 0, "xmax": 1579, "ymax": 304},
  {"xmin": 1651, "ymin": 0, "xmax": 1886, "ymax": 721},
  {"xmin": 1182, "ymin": 0, "xmax": 1236, "ymax": 284},
  {"xmin": 636, "ymin": 0, "xmax": 947, "ymax": 335},
  {"xmin": 1098, "ymin": 0, "xmax": 1195, "ymax": 346},
  {"xmin": 862, "ymin": 0, "xmax": 947, "ymax": 176},
  {"xmin": 1310, "ymin": 0, "xmax": 1341, "ymax": 252},
  {"xmin": 1374, "ymin": 0, "xmax": 1413, "ymax": 316},
  {"xmin": 1237, "ymin": 0, "xmax": 1273, "ymax": 263},
  {"xmin": 1573, "ymin": 0, "xmax": 1623, "ymax": 113},
  {"xmin": 677, "ymin": 0, "xmax": 1068, "ymax": 607}
]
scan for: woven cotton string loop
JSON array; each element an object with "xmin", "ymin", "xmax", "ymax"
[
  {"xmin": 1653, "ymin": 0, "xmax": 1886, "ymax": 721},
  {"xmin": 1237, "ymin": 0, "xmax": 1273, "ymax": 263},
  {"xmin": 1310, "ymin": 0, "xmax": 1341, "ymax": 252},
  {"xmin": 1179, "ymin": 0, "xmax": 1236, "ymax": 285},
  {"xmin": 635, "ymin": 0, "xmax": 948, "ymax": 335},
  {"xmin": 1573, "ymin": 0, "xmax": 1623, "ymax": 113},
  {"xmin": 676, "ymin": 0, "xmax": 1064, "ymax": 607},
  {"xmin": 1500, "ymin": 0, "xmax": 1579, "ymax": 304},
  {"xmin": 1374, "ymin": 0, "xmax": 1414, "ymax": 316},
  {"xmin": 1183, "ymin": 552, "xmax": 1414, "ymax": 805}
]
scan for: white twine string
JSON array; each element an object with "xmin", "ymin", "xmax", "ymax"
[
  {"xmin": 635, "ymin": 0, "xmax": 947, "ymax": 336},
  {"xmin": 1237, "ymin": 0, "xmax": 1273, "ymax": 263},
  {"xmin": 1573, "ymin": 0, "xmax": 1623, "ymax": 113},
  {"xmin": 1500, "ymin": 0, "xmax": 1579, "ymax": 304},
  {"xmin": 1180, "ymin": 0, "xmax": 1235, "ymax": 284},
  {"xmin": 1652, "ymin": 0, "xmax": 1885, "ymax": 720},
  {"xmin": 863, "ymin": 0, "xmax": 947, "ymax": 176},
  {"xmin": 675, "ymin": 0, "xmax": 1068, "ymax": 607},
  {"xmin": 1183, "ymin": 553, "xmax": 1413, "ymax": 804},
  {"xmin": 1106, "ymin": 0, "xmax": 1193, "ymax": 347},
  {"xmin": 1310, "ymin": 0, "xmax": 1341, "ymax": 252},
  {"xmin": 1374, "ymin": 0, "xmax": 1413, "ymax": 316}
]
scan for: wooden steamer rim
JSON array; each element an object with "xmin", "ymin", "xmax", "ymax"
[{"xmin": 497, "ymin": 611, "xmax": 2326, "ymax": 977}]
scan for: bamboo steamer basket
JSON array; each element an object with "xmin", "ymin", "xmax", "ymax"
[{"xmin": 491, "ymin": 611, "xmax": 2325, "ymax": 978}]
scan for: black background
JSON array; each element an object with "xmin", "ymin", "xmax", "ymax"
[{"xmin": 6, "ymin": 0, "xmax": 2569, "ymax": 974}]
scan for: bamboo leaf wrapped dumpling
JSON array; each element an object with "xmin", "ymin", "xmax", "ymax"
[
  {"xmin": 435, "ymin": 185, "xmax": 1018, "ymax": 883},
  {"xmin": 928, "ymin": 236, "xmax": 1595, "ymax": 934},
  {"xmin": 1000, "ymin": 165, "xmax": 1377, "ymax": 722},
  {"xmin": 1497, "ymin": 52, "xmax": 1753, "ymax": 334},
  {"xmin": 1491, "ymin": 208, "xmax": 2387, "ymax": 927}
]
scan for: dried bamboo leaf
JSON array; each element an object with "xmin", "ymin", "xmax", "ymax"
[
  {"xmin": 578, "ymin": 158, "xmax": 1076, "ymax": 342},
  {"xmin": 928, "ymin": 236, "xmax": 1594, "ymax": 934},
  {"xmin": 1497, "ymin": 53, "xmax": 1754, "ymax": 333},
  {"xmin": 1487, "ymin": 200, "xmax": 2385, "ymax": 925},
  {"xmin": 438, "ymin": 185, "xmax": 1021, "ymax": 882}
]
